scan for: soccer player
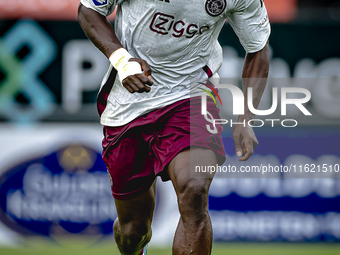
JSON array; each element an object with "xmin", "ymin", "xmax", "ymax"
[{"xmin": 78, "ymin": 0, "xmax": 270, "ymax": 254}]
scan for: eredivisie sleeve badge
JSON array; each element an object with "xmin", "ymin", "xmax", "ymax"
[
  {"xmin": 93, "ymin": 0, "xmax": 108, "ymax": 6},
  {"xmin": 205, "ymin": 0, "xmax": 227, "ymax": 17}
]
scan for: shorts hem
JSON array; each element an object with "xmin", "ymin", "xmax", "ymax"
[{"xmin": 111, "ymin": 183, "xmax": 154, "ymax": 200}]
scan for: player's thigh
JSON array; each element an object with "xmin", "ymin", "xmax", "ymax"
[
  {"xmin": 114, "ymin": 180, "xmax": 156, "ymax": 232},
  {"xmin": 104, "ymin": 125, "xmax": 156, "ymax": 199},
  {"xmin": 167, "ymin": 147, "xmax": 217, "ymax": 199}
]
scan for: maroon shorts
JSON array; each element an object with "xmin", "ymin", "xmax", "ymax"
[{"xmin": 102, "ymin": 97, "xmax": 226, "ymax": 200}]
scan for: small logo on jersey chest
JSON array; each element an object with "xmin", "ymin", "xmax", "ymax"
[
  {"xmin": 93, "ymin": 0, "xmax": 108, "ymax": 6},
  {"xmin": 205, "ymin": 0, "xmax": 227, "ymax": 17}
]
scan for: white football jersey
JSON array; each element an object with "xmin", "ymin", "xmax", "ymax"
[{"xmin": 80, "ymin": 0, "xmax": 271, "ymax": 126}]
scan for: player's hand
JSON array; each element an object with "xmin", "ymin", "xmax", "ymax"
[
  {"xmin": 232, "ymin": 122, "xmax": 258, "ymax": 162},
  {"xmin": 122, "ymin": 58, "xmax": 153, "ymax": 93}
]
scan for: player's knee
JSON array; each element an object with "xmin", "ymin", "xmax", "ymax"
[
  {"xmin": 118, "ymin": 221, "xmax": 151, "ymax": 253},
  {"xmin": 121, "ymin": 220, "xmax": 151, "ymax": 239},
  {"xmin": 177, "ymin": 179, "xmax": 211, "ymax": 219}
]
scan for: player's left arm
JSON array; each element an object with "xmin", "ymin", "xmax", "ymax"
[
  {"xmin": 232, "ymin": 42, "xmax": 269, "ymax": 161},
  {"xmin": 227, "ymin": 0, "xmax": 271, "ymax": 161}
]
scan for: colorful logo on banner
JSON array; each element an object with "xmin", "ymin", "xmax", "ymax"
[
  {"xmin": 0, "ymin": 144, "xmax": 116, "ymax": 236},
  {"xmin": 0, "ymin": 21, "xmax": 56, "ymax": 123}
]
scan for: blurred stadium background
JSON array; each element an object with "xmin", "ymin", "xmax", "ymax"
[{"xmin": 0, "ymin": 0, "xmax": 340, "ymax": 254}]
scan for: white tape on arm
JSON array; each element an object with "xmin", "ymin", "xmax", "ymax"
[{"xmin": 109, "ymin": 48, "xmax": 142, "ymax": 83}]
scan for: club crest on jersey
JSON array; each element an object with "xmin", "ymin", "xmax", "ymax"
[
  {"xmin": 93, "ymin": 0, "xmax": 108, "ymax": 6},
  {"xmin": 205, "ymin": 0, "xmax": 227, "ymax": 17}
]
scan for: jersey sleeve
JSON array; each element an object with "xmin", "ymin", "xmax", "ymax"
[
  {"xmin": 226, "ymin": 0, "xmax": 270, "ymax": 53},
  {"xmin": 80, "ymin": 0, "xmax": 120, "ymax": 17}
]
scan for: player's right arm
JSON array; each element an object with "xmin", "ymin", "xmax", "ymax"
[{"xmin": 77, "ymin": 2, "xmax": 153, "ymax": 93}]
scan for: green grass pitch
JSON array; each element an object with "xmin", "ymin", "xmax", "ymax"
[{"xmin": 0, "ymin": 237, "xmax": 339, "ymax": 255}]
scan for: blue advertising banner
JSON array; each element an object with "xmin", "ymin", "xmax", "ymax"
[
  {"xmin": 0, "ymin": 127, "xmax": 339, "ymax": 242},
  {"xmin": 209, "ymin": 127, "xmax": 340, "ymax": 242},
  {"xmin": 0, "ymin": 144, "xmax": 116, "ymax": 236}
]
